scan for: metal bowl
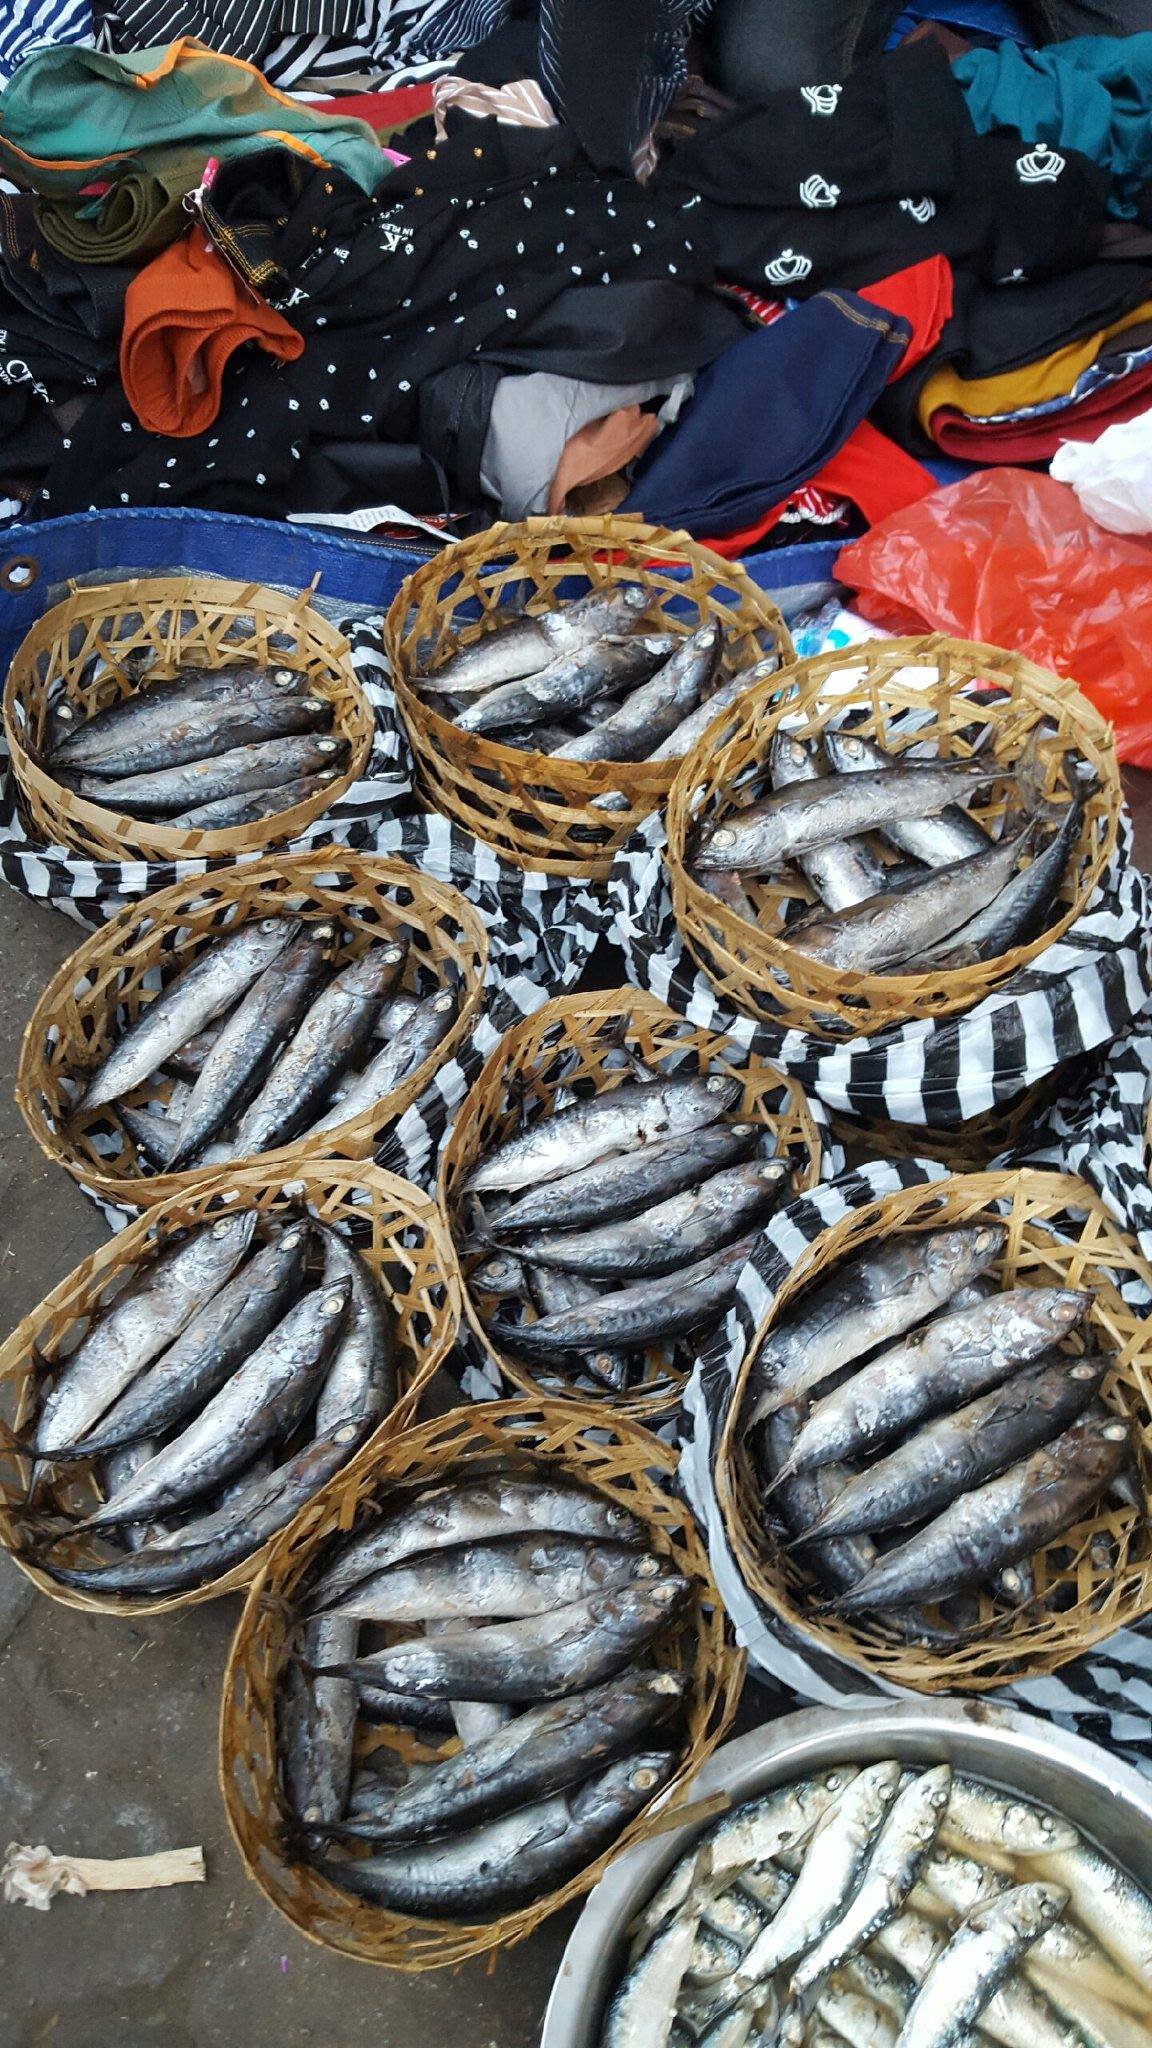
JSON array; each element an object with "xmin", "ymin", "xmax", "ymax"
[{"xmin": 541, "ymin": 1698, "xmax": 1152, "ymax": 2048}]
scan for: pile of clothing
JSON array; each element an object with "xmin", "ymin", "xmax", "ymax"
[{"xmin": 0, "ymin": 22, "xmax": 1149, "ymax": 543}]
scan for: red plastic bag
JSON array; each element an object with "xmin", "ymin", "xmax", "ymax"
[{"xmin": 836, "ymin": 469, "xmax": 1152, "ymax": 766}]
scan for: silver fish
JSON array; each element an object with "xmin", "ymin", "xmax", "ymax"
[
  {"xmin": 54, "ymin": 670, "xmax": 332, "ymax": 781},
  {"xmin": 467, "ymin": 1074, "xmax": 739, "ymax": 1195},
  {"xmin": 33, "ymin": 1213, "xmax": 256, "ymax": 1454},
  {"xmin": 456, "ymin": 634, "xmax": 679, "ymax": 735},
  {"xmin": 795, "ymin": 1353, "xmax": 1104, "ymax": 1537},
  {"xmin": 321, "ymin": 1668, "xmax": 685, "ymax": 1848},
  {"xmin": 812, "ymin": 1983, "xmax": 899, "ymax": 2048},
  {"xmin": 733, "ymin": 1763, "xmax": 904, "ymax": 1986},
  {"xmin": 72, "ymin": 732, "xmax": 348, "ymax": 818},
  {"xmin": 38, "ymin": 1420, "xmax": 364, "ymax": 1596},
  {"xmin": 769, "ymin": 733, "xmax": 887, "ymax": 911},
  {"xmin": 524, "ymin": 1264, "xmax": 631, "ymax": 1393},
  {"xmin": 749, "ymin": 1227, "xmax": 1005, "ymax": 1422},
  {"xmin": 324, "ymin": 1534, "xmax": 660, "ymax": 1625},
  {"xmin": 893, "ymin": 1883, "xmax": 1068, "ymax": 2048},
  {"xmin": 787, "ymin": 825, "xmax": 1038, "ymax": 974},
  {"xmin": 552, "ymin": 623, "xmax": 721, "ymax": 763},
  {"xmin": 628, "ymin": 1772, "xmax": 850, "ymax": 1957},
  {"xmin": 423, "ymin": 1615, "xmax": 511, "ymax": 1748},
  {"xmin": 313, "ymin": 1228, "xmax": 395, "ymax": 1437},
  {"xmin": 940, "ymin": 1777, "xmax": 1079, "ymax": 1859},
  {"xmin": 786, "ymin": 1767, "xmax": 952, "ymax": 2005},
  {"xmin": 281, "ymin": 1614, "xmax": 359, "ymax": 1828},
  {"xmin": 1030, "ymin": 1839, "xmax": 1152, "ymax": 1988},
  {"xmin": 308, "ymin": 988, "xmax": 455, "ymax": 1136},
  {"xmin": 314, "ymin": 1575, "xmax": 689, "ymax": 1701},
  {"xmin": 418, "ymin": 585, "xmax": 650, "ymax": 696},
  {"xmin": 314, "ymin": 1748, "xmax": 674, "ymax": 1916},
  {"xmin": 173, "ymin": 768, "xmax": 342, "ymax": 830},
  {"xmin": 693, "ymin": 761, "xmax": 997, "ymax": 874},
  {"xmin": 490, "ymin": 1121, "xmax": 760, "ymax": 1239},
  {"xmin": 116, "ymin": 1101, "xmax": 185, "ymax": 1169},
  {"xmin": 229, "ymin": 941, "xmax": 407, "ymax": 1156},
  {"xmin": 823, "ymin": 730, "xmax": 991, "ymax": 865},
  {"xmin": 49, "ymin": 663, "xmax": 315, "ymax": 771},
  {"xmin": 80, "ymin": 916, "xmax": 298, "ymax": 1110},
  {"xmin": 696, "ymin": 869, "xmax": 760, "ymax": 922},
  {"xmin": 781, "ymin": 1286, "xmax": 1093, "ymax": 1476},
  {"xmin": 872, "ymin": 1912, "xmax": 1081, "ymax": 2048},
  {"xmin": 649, "ymin": 656, "xmax": 779, "ymax": 763},
  {"xmin": 166, "ymin": 927, "xmax": 334, "ymax": 1167},
  {"xmin": 82, "ymin": 1278, "xmax": 351, "ymax": 1526},
  {"xmin": 832, "ymin": 1416, "xmax": 1131, "ymax": 1613},
  {"xmin": 917, "ymin": 1848, "xmax": 1142, "ymax": 2014},
  {"xmin": 307, "ymin": 1475, "xmax": 644, "ymax": 1609},
  {"xmin": 914, "ymin": 797, "xmax": 1081, "ymax": 969},
  {"xmin": 606, "ymin": 1884, "xmax": 713, "ymax": 2048},
  {"xmin": 164, "ymin": 1023, "xmax": 223, "ymax": 1076},
  {"xmin": 492, "ymin": 1230, "xmax": 758, "ymax": 1356},
  {"xmin": 73, "ymin": 1222, "xmax": 312, "ymax": 1455},
  {"xmin": 100, "ymin": 1439, "xmax": 164, "ymax": 1549},
  {"xmin": 512, "ymin": 1159, "xmax": 790, "ymax": 1280}
]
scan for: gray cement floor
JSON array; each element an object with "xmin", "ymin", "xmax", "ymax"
[{"xmin": 2, "ymin": 771, "xmax": 1149, "ymax": 2048}]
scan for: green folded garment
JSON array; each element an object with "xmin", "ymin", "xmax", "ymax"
[
  {"xmin": 0, "ymin": 38, "xmax": 388, "ymax": 197},
  {"xmin": 36, "ymin": 162, "xmax": 197, "ymax": 266}
]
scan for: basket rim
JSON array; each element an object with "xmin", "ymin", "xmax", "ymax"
[
  {"xmin": 714, "ymin": 1165, "xmax": 1152, "ymax": 1692},
  {"xmin": 0, "ymin": 1159, "xmax": 462, "ymax": 1616},
  {"xmin": 437, "ymin": 985, "xmax": 824, "ymax": 1419},
  {"xmin": 14, "ymin": 846, "xmax": 490, "ymax": 1209},
  {"xmin": 385, "ymin": 514, "xmax": 794, "ymax": 881},
  {"xmin": 218, "ymin": 1395, "xmax": 746, "ymax": 1966},
  {"xmin": 2, "ymin": 571, "xmax": 375, "ymax": 858},
  {"xmin": 665, "ymin": 631, "xmax": 1121, "ymax": 1025}
]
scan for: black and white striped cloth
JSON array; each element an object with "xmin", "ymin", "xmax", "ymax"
[
  {"xmin": 607, "ymin": 810, "xmax": 1152, "ymax": 1127},
  {"xmin": 0, "ymin": 618, "xmax": 412, "ymax": 925},
  {"xmin": 1010, "ymin": 1002, "xmax": 1152, "ymax": 1278},
  {"xmin": 680, "ymin": 1157, "xmax": 1152, "ymax": 1779},
  {"xmin": 98, "ymin": 0, "xmax": 488, "ymax": 84},
  {"xmin": 0, "ymin": 0, "xmax": 95, "ymax": 89}
]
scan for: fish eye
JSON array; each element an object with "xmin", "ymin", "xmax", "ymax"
[
  {"xmin": 259, "ymin": 918, "xmax": 280, "ymax": 932},
  {"xmin": 318, "ymin": 738, "xmax": 339, "ymax": 754},
  {"xmin": 434, "ymin": 993, "xmax": 454, "ymax": 1011},
  {"xmin": 273, "ymin": 669, "xmax": 298, "ymax": 688},
  {"xmin": 322, "ymin": 1291, "xmax": 346, "ymax": 1316},
  {"xmin": 711, "ymin": 829, "xmax": 735, "ymax": 848},
  {"xmin": 632, "ymin": 1767, "xmax": 660, "ymax": 1791}
]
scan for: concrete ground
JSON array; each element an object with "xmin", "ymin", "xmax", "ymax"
[{"xmin": 2, "ymin": 772, "xmax": 1149, "ymax": 2048}]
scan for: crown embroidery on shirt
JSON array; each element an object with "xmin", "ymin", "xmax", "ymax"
[
  {"xmin": 899, "ymin": 196, "xmax": 936, "ymax": 224},
  {"xmin": 764, "ymin": 248, "xmax": 814, "ymax": 285},
  {"xmin": 799, "ymin": 175, "xmax": 840, "ymax": 210},
  {"xmin": 1016, "ymin": 146, "xmax": 1065, "ymax": 184},
  {"xmin": 800, "ymin": 83, "xmax": 842, "ymax": 116}
]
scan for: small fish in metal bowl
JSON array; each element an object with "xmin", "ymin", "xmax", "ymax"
[{"xmin": 542, "ymin": 1703, "xmax": 1152, "ymax": 2048}]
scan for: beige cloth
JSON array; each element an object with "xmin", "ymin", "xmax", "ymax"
[{"xmin": 432, "ymin": 76, "xmax": 557, "ymax": 142}]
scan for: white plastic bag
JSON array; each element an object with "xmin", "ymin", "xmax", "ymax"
[{"xmin": 1051, "ymin": 407, "xmax": 1152, "ymax": 536}]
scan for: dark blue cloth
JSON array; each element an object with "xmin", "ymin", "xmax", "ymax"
[{"xmin": 621, "ymin": 290, "xmax": 910, "ymax": 537}]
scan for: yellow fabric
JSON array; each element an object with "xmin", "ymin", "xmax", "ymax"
[{"xmin": 916, "ymin": 297, "xmax": 1152, "ymax": 433}]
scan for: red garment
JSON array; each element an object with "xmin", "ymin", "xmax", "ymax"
[
  {"xmin": 309, "ymin": 84, "xmax": 435, "ymax": 130},
  {"xmin": 928, "ymin": 360, "xmax": 1152, "ymax": 461},
  {"xmin": 704, "ymin": 424, "xmax": 937, "ymax": 557},
  {"xmin": 858, "ymin": 255, "xmax": 953, "ymax": 377},
  {"xmin": 121, "ymin": 227, "xmax": 303, "ymax": 438}
]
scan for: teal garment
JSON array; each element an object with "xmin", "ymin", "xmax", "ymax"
[
  {"xmin": 954, "ymin": 33, "xmax": 1152, "ymax": 220},
  {"xmin": 0, "ymin": 40, "xmax": 389, "ymax": 198}
]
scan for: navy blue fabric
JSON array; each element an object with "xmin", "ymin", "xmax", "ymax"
[{"xmin": 620, "ymin": 290, "xmax": 910, "ymax": 538}]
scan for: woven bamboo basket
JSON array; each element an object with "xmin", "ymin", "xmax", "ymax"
[
  {"xmin": 666, "ymin": 635, "xmax": 1121, "ymax": 1039},
  {"xmin": 0, "ymin": 1163, "xmax": 461, "ymax": 1617},
  {"xmin": 220, "ymin": 1398, "xmax": 745, "ymax": 1968},
  {"xmin": 3, "ymin": 574, "xmax": 375, "ymax": 861},
  {"xmin": 717, "ymin": 1169, "xmax": 1152, "ymax": 1693},
  {"xmin": 386, "ymin": 516, "xmax": 792, "ymax": 880},
  {"xmin": 438, "ymin": 988, "xmax": 823, "ymax": 1420},
  {"xmin": 16, "ymin": 848, "xmax": 488, "ymax": 1212}
]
